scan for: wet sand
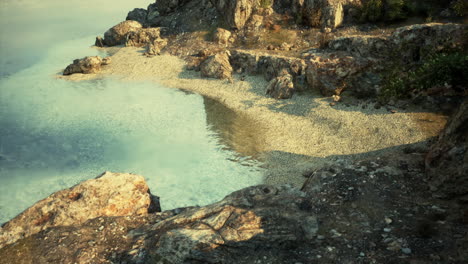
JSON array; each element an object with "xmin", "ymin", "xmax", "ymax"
[{"xmin": 62, "ymin": 47, "xmax": 447, "ymax": 186}]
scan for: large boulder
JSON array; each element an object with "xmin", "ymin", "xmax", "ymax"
[
  {"xmin": 126, "ymin": 8, "xmax": 148, "ymax": 25},
  {"xmin": 0, "ymin": 172, "xmax": 160, "ymax": 248},
  {"xmin": 125, "ymin": 28, "xmax": 162, "ymax": 47},
  {"xmin": 103, "ymin": 20, "xmax": 143, "ymax": 46},
  {"xmin": 426, "ymin": 99, "xmax": 468, "ymax": 200},
  {"xmin": 212, "ymin": 0, "xmax": 255, "ymax": 29},
  {"xmin": 266, "ymin": 70, "xmax": 295, "ymax": 99},
  {"xmin": 200, "ymin": 51, "xmax": 233, "ymax": 79},
  {"xmin": 294, "ymin": 0, "xmax": 345, "ymax": 29},
  {"xmin": 63, "ymin": 56, "xmax": 111, "ymax": 75}
]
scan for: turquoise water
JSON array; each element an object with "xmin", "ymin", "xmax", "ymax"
[{"xmin": 0, "ymin": 0, "xmax": 263, "ymax": 223}]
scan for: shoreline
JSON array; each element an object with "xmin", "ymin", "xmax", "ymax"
[{"xmin": 61, "ymin": 46, "xmax": 447, "ymax": 186}]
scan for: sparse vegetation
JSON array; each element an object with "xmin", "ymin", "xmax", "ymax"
[{"xmin": 381, "ymin": 52, "xmax": 468, "ymax": 99}]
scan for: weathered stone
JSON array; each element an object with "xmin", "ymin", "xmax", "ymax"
[
  {"xmin": 266, "ymin": 70, "xmax": 295, "ymax": 99},
  {"xmin": 213, "ymin": 28, "xmax": 232, "ymax": 45},
  {"xmin": 62, "ymin": 56, "xmax": 111, "ymax": 75},
  {"xmin": 126, "ymin": 8, "xmax": 148, "ymax": 25},
  {"xmin": 426, "ymin": 98, "xmax": 468, "ymax": 200},
  {"xmin": 305, "ymin": 51, "xmax": 373, "ymax": 96},
  {"xmin": 391, "ymin": 23, "xmax": 466, "ymax": 63},
  {"xmin": 328, "ymin": 35, "xmax": 393, "ymax": 58},
  {"xmin": 95, "ymin": 36, "xmax": 104, "ymax": 47},
  {"xmin": 212, "ymin": 0, "xmax": 255, "ymax": 29},
  {"xmin": 103, "ymin": 20, "xmax": 143, "ymax": 46},
  {"xmin": 294, "ymin": 0, "xmax": 345, "ymax": 29},
  {"xmin": 200, "ymin": 51, "xmax": 233, "ymax": 79},
  {"xmin": 145, "ymin": 37, "xmax": 168, "ymax": 55},
  {"xmin": 0, "ymin": 172, "xmax": 160, "ymax": 248},
  {"xmin": 125, "ymin": 28, "xmax": 162, "ymax": 47}
]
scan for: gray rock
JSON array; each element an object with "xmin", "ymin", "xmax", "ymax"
[
  {"xmin": 126, "ymin": 8, "xmax": 148, "ymax": 25},
  {"xmin": 266, "ymin": 70, "xmax": 295, "ymax": 99},
  {"xmin": 212, "ymin": 0, "xmax": 255, "ymax": 29}
]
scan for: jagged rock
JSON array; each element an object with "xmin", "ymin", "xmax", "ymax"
[
  {"xmin": 125, "ymin": 28, "xmax": 162, "ymax": 47},
  {"xmin": 426, "ymin": 98, "xmax": 468, "ymax": 200},
  {"xmin": 145, "ymin": 37, "xmax": 168, "ymax": 55},
  {"xmin": 213, "ymin": 28, "xmax": 232, "ymax": 45},
  {"xmin": 212, "ymin": 0, "xmax": 254, "ymax": 29},
  {"xmin": 95, "ymin": 36, "xmax": 104, "ymax": 47},
  {"xmin": 0, "ymin": 185, "xmax": 317, "ymax": 263},
  {"xmin": 103, "ymin": 20, "xmax": 143, "ymax": 46},
  {"xmin": 305, "ymin": 51, "xmax": 373, "ymax": 96},
  {"xmin": 200, "ymin": 51, "xmax": 233, "ymax": 79},
  {"xmin": 294, "ymin": 0, "xmax": 345, "ymax": 29},
  {"xmin": 62, "ymin": 56, "xmax": 111, "ymax": 75},
  {"xmin": 266, "ymin": 70, "xmax": 295, "ymax": 99},
  {"xmin": 391, "ymin": 23, "xmax": 466, "ymax": 63},
  {"xmin": 247, "ymin": 14, "xmax": 264, "ymax": 30},
  {"xmin": 146, "ymin": 2, "xmax": 160, "ymax": 24},
  {"xmin": 0, "ymin": 172, "xmax": 160, "ymax": 248},
  {"xmin": 126, "ymin": 8, "xmax": 148, "ymax": 25},
  {"xmin": 155, "ymin": 0, "xmax": 191, "ymax": 15},
  {"xmin": 328, "ymin": 35, "xmax": 393, "ymax": 58}
]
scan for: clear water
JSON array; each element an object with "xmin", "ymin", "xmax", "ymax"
[{"xmin": 0, "ymin": 0, "xmax": 263, "ymax": 224}]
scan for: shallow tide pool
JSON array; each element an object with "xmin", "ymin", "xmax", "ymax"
[{"xmin": 0, "ymin": 0, "xmax": 263, "ymax": 224}]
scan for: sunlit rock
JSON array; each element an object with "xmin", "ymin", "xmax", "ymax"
[
  {"xmin": 63, "ymin": 56, "xmax": 111, "ymax": 75},
  {"xmin": 103, "ymin": 20, "xmax": 143, "ymax": 46},
  {"xmin": 0, "ymin": 172, "xmax": 160, "ymax": 248},
  {"xmin": 200, "ymin": 51, "xmax": 233, "ymax": 80}
]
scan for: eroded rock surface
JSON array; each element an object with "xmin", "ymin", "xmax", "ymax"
[
  {"xmin": 103, "ymin": 20, "xmax": 143, "ymax": 46},
  {"xmin": 125, "ymin": 28, "xmax": 162, "ymax": 47},
  {"xmin": 63, "ymin": 56, "xmax": 111, "ymax": 75},
  {"xmin": 426, "ymin": 98, "xmax": 468, "ymax": 200},
  {"xmin": 266, "ymin": 70, "xmax": 295, "ymax": 99},
  {"xmin": 200, "ymin": 51, "xmax": 233, "ymax": 79},
  {"xmin": 0, "ymin": 172, "xmax": 160, "ymax": 248}
]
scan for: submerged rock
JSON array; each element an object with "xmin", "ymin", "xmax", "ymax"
[
  {"xmin": 0, "ymin": 172, "xmax": 160, "ymax": 248},
  {"xmin": 200, "ymin": 51, "xmax": 233, "ymax": 80},
  {"xmin": 103, "ymin": 20, "xmax": 143, "ymax": 46},
  {"xmin": 62, "ymin": 56, "xmax": 111, "ymax": 75}
]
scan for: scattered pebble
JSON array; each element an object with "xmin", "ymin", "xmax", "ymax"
[
  {"xmin": 383, "ymin": 228, "xmax": 392, "ymax": 232},
  {"xmin": 385, "ymin": 217, "xmax": 393, "ymax": 224},
  {"xmin": 401, "ymin": 248, "xmax": 412, "ymax": 254}
]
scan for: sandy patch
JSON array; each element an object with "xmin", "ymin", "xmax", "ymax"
[{"xmin": 62, "ymin": 47, "xmax": 447, "ymax": 186}]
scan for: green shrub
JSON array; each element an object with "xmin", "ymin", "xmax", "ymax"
[
  {"xmin": 385, "ymin": 0, "xmax": 406, "ymax": 21},
  {"xmin": 360, "ymin": 0, "xmax": 384, "ymax": 22},
  {"xmin": 381, "ymin": 52, "xmax": 468, "ymax": 99}
]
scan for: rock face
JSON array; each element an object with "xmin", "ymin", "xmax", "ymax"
[
  {"xmin": 200, "ymin": 51, "xmax": 233, "ymax": 79},
  {"xmin": 103, "ymin": 20, "xmax": 143, "ymax": 46},
  {"xmin": 125, "ymin": 28, "xmax": 161, "ymax": 47},
  {"xmin": 426, "ymin": 99, "xmax": 468, "ymax": 200},
  {"xmin": 0, "ymin": 172, "xmax": 160, "ymax": 248},
  {"xmin": 212, "ymin": 0, "xmax": 254, "ymax": 29},
  {"xmin": 126, "ymin": 8, "xmax": 148, "ymax": 25},
  {"xmin": 63, "ymin": 56, "xmax": 111, "ymax": 75},
  {"xmin": 213, "ymin": 28, "xmax": 232, "ymax": 45},
  {"xmin": 266, "ymin": 70, "xmax": 295, "ymax": 99}
]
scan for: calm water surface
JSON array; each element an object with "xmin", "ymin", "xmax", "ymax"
[{"xmin": 0, "ymin": 0, "xmax": 263, "ymax": 224}]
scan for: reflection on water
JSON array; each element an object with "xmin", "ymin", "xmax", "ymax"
[{"xmin": 203, "ymin": 97, "xmax": 266, "ymax": 160}]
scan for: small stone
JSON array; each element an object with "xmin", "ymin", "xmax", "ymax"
[
  {"xmin": 359, "ymin": 252, "xmax": 365, "ymax": 257},
  {"xmin": 385, "ymin": 217, "xmax": 393, "ymax": 224},
  {"xmin": 401, "ymin": 248, "xmax": 412, "ymax": 254},
  {"xmin": 317, "ymin": 235, "xmax": 325, "ymax": 240},
  {"xmin": 330, "ymin": 102, "xmax": 336, "ymax": 106},
  {"xmin": 383, "ymin": 227, "xmax": 392, "ymax": 232},
  {"xmin": 390, "ymin": 109, "xmax": 397, "ymax": 113}
]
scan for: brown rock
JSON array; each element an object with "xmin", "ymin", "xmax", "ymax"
[
  {"xmin": 103, "ymin": 20, "xmax": 143, "ymax": 46},
  {"xmin": 63, "ymin": 56, "xmax": 111, "ymax": 75},
  {"xmin": 212, "ymin": 0, "xmax": 254, "ymax": 29},
  {"xmin": 0, "ymin": 172, "xmax": 160, "ymax": 248},
  {"xmin": 266, "ymin": 70, "xmax": 295, "ymax": 99},
  {"xmin": 125, "ymin": 28, "xmax": 161, "ymax": 47},
  {"xmin": 200, "ymin": 51, "xmax": 233, "ymax": 79},
  {"xmin": 213, "ymin": 28, "xmax": 232, "ymax": 45},
  {"xmin": 145, "ymin": 38, "xmax": 168, "ymax": 56}
]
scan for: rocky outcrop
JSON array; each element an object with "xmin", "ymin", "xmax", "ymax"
[
  {"xmin": 293, "ymin": 0, "xmax": 345, "ymax": 29},
  {"xmin": 426, "ymin": 98, "xmax": 468, "ymax": 200},
  {"xmin": 126, "ymin": 8, "xmax": 148, "ymax": 25},
  {"xmin": 266, "ymin": 70, "xmax": 295, "ymax": 99},
  {"xmin": 200, "ymin": 51, "xmax": 233, "ymax": 79},
  {"xmin": 0, "ymin": 172, "xmax": 160, "ymax": 248},
  {"xmin": 328, "ymin": 35, "xmax": 393, "ymax": 58},
  {"xmin": 212, "ymin": 0, "xmax": 255, "ymax": 29},
  {"xmin": 63, "ymin": 56, "xmax": 111, "ymax": 75},
  {"xmin": 305, "ymin": 50, "xmax": 374, "ymax": 96},
  {"xmin": 391, "ymin": 23, "xmax": 466, "ymax": 63},
  {"xmin": 125, "ymin": 28, "xmax": 161, "ymax": 47},
  {"xmin": 103, "ymin": 20, "xmax": 143, "ymax": 46},
  {"xmin": 213, "ymin": 28, "xmax": 232, "ymax": 45}
]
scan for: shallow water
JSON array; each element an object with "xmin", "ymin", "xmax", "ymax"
[{"xmin": 0, "ymin": 0, "xmax": 263, "ymax": 224}]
